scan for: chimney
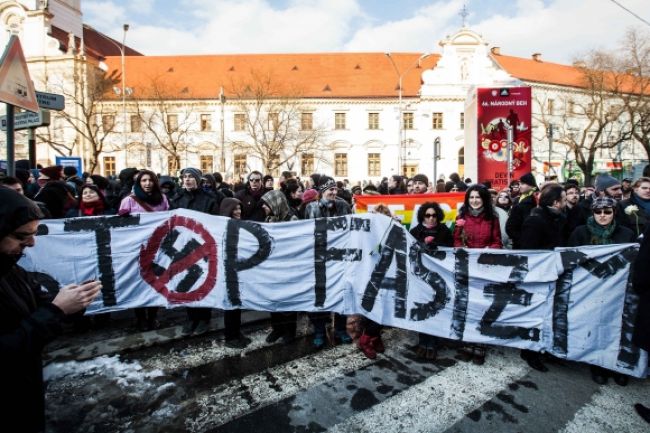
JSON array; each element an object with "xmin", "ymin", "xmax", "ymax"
[
  {"xmin": 490, "ymin": 47, "xmax": 501, "ymax": 55},
  {"xmin": 532, "ymin": 53, "xmax": 542, "ymax": 62}
]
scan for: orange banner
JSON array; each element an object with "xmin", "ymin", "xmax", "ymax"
[{"xmin": 354, "ymin": 193, "xmax": 465, "ymax": 227}]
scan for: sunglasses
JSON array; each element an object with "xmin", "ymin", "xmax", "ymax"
[
  {"xmin": 593, "ymin": 209, "xmax": 614, "ymax": 215},
  {"xmin": 424, "ymin": 213, "xmax": 437, "ymax": 218}
]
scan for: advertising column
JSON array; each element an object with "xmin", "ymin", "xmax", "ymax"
[{"xmin": 476, "ymin": 87, "xmax": 532, "ymax": 189}]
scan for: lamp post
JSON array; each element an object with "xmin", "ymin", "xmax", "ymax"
[
  {"xmin": 219, "ymin": 86, "xmax": 226, "ymax": 173},
  {"xmin": 385, "ymin": 52, "xmax": 430, "ymax": 176},
  {"xmin": 433, "ymin": 136, "xmax": 441, "ymax": 185},
  {"xmin": 547, "ymin": 124, "xmax": 554, "ymax": 179}
]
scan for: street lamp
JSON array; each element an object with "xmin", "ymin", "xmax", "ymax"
[
  {"xmin": 219, "ymin": 86, "xmax": 226, "ymax": 173},
  {"xmin": 94, "ymin": 24, "xmax": 129, "ymax": 149},
  {"xmin": 547, "ymin": 124, "xmax": 554, "ymax": 179},
  {"xmin": 385, "ymin": 52, "xmax": 431, "ymax": 176}
]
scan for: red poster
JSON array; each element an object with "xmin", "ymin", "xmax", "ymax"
[{"xmin": 476, "ymin": 87, "xmax": 532, "ymax": 189}]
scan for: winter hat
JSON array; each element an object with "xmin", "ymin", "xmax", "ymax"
[
  {"xmin": 39, "ymin": 165, "xmax": 63, "ymax": 180},
  {"xmin": 592, "ymin": 197, "xmax": 616, "ymax": 210},
  {"xmin": 181, "ymin": 167, "xmax": 202, "ymax": 184},
  {"xmin": 90, "ymin": 174, "xmax": 110, "ymax": 191},
  {"xmin": 15, "ymin": 168, "xmax": 30, "ymax": 186},
  {"xmin": 0, "ymin": 187, "xmax": 44, "ymax": 241},
  {"xmin": 302, "ymin": 188, "xmax": 319, "ymax": 204},
  {"xmin": 63, "ymin": 166, "xmax": 78, "ymax": 177},
  {"xmin": 412, "ymin": 173, "xmax": 429, "ymax": 185},
  {"xmin": 318, "ymin": 176, "xmax": 337, "ymax": 193},
  {"xmin": 519, "ymin": 172, "xmax": 537, "ymax": 188},
  {"xmin": 594, "ymin": 174, "xmax": 620, "ymax": 193}
]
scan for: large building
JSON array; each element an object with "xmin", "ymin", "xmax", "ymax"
[{"xmin": 1, "ymin": 0, "xmax": 647, "ymax": 184}]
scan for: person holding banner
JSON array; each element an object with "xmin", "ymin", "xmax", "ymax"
[
  {"xmin": 568, "ymin": 196, "xmax": 636, "ymax": 385},
  {"xmin": 305, "ymin": 176, "xmax": 352, "ymax": 349},
  {"xmin": 453, "ymin": 185, "xmax": 502, "ymax": 364},
  {"xmin": 633, "ymin": 225, "xmax": 650, "ymax": 423},
  {"xmin": 410, "ymin": 201, "xmax": 453, "ymax": 360},
  {"xmin": 0, "ymin": 188, "xmax": 101, "ymax": 432},
  {"xmin": 119, "ymin": 170, "xmax": 170, "ymax": 332}
]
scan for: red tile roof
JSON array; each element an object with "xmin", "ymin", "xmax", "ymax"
[
  {"xmin": 491, "ymin": 53, "xmax": 586, "ymax": 88},
  {"xmin": 103, "ymin": 53, "xmax": 440, "ymax": 100}
]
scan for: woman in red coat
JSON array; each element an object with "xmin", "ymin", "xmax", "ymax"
[
  {"xmin": 453, "ymin": 184, "xmax": 502, "ymax": 249},
  {"xmin": 452, "ymin": 184, "xmax": 502, "ymax": 364}
]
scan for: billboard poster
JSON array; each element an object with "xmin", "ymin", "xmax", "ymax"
[
  {"xmin": 55, "ymin": 156, "xmax": 83, "ymax": 175},
  {"xmin": 476, "ymin": 87, "xmax": 532, "ymax": 188}
]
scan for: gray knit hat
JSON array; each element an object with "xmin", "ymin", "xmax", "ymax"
[
  {"xmin": 181, "ymin": 167, "xmax": 202, "ymax": 184},
  {"xmin": 594, "ymin": 174, "xmax": 620, "ymax": 193}
]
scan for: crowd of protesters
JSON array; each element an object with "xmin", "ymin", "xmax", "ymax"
[{"xmin": 2, "ymin": 158, "xmax": 650, "ymax": 427}]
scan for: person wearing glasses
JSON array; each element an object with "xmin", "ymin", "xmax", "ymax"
[
  {"xmin": 235, "ymin": 171, "xmax": 267, "ymax": 222},
  {"xmin": 567, "ymin": 196, "xmax": 636, "ymax": 386},
  {"xmin": 0, "ymin": 188, "xmax": 101, "ymax": 432},
  {"xmin": 409, "ymin": 202, "xmax": 453, "ymax": 360}
]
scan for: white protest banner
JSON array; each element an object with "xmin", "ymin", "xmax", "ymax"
[{"xmin": 19, "ymin": 210, "xmax": 646, "ymax": 377}]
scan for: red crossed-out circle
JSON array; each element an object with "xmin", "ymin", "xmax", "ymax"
[{"xmin": 139, "ymin": 215, "xmax": 217, "ymax": 304}]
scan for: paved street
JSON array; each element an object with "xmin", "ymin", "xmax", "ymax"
[{"xmin": 43, "ymin": 311, "xmax": 649, "ymax": 433}]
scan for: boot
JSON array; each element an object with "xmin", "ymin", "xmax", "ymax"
[{"xmin": 358, "ymin": 334, "xmax": 377, "ymax": 359}]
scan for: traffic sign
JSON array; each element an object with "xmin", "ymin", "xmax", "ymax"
[
  {"xmin": 0, "ymin": 35, "xmax": 38, "ymax": 112},
  {"xmin": 0, "ymin": 109, "xmax": 50, "ymax": 131},
  {"xmin": 36, "ymin": 91, "xmax": 65, "ymax": 111}
]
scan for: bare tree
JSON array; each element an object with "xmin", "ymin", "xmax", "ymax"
[
  {"xmin": 227, "ymin": 69, "xmax": 329, "ymax": 176},
  {"xmin": 534, "ymin": 51, "xmax": 628, "ymax": 185},
  {"xmin": 39, "ymin": 67, "xmax": 121, "ymax": 172},
  {"xmin": 134, "ymin": 75, "xmax": 198, "ymax": 173},
  {"xmin": 617, "ymin": 29, "xmax": 650, "ymax": 164}
]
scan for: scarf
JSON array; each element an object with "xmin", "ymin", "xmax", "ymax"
[
  {"xmin": 79, "ymin": 199, "xmax": 105, "ymax": 216},
  {"xmin": 469, "ymin": 206, "xmax": 484, "ymax": 217},
  {"xmin": 633, "ymin": 193, "xmax": 650, "ymax": 214},
  {"xmin": 586, "ymin": 216, "xmax": 617, "ymax": 245}
]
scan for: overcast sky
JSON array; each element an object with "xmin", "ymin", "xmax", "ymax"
[{"xmin": 83, "ymin": 0, "xmax": 650, "ymax": 64}]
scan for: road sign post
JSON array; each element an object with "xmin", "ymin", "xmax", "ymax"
[
  {"xmin": 35, "ymin": 91, "xmax": 65, "ymax": 111},
  {"xmin": 0, "ymin": 109, "xmax": 50, "ymax": 131}
]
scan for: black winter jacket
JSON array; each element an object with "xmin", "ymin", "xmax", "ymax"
[
  {"xmin": 633, "ymin": 225, "xmax": 650, "ymax": 351},
  {"xmin": 520, "ymin": 206, "xmax": 567, "ymax": 250},
  {"xmin": 170, "ymin": 188, "xmax": 222, "ymax": 215},
  {"xmin": 409, "ymin": 223, "xmax": 453, "ymax": 253},
  {"xmin": 506, "ymin": 193, "xmax": 537, "ymax": 249},
  {"xmin": 567, "ymin": 223, "xmax": 636, "ymax": 247}
]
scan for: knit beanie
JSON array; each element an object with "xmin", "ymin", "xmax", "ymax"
[
  {"xmin": 181, "ymin": 167, "xmax": 202, "ymax": 184},
  {"xmin": 592, "ymin": 196, "xmax": 616, "ymax": 210},
  {"xmin": 594, "ymin": 174, "xmax": 620, "ymax": 193},
  {"xmin": 302, "ymin": 188, "xmax": 319, "ymax": 204},
  {"xmin": 412, "ymin": 173, "xmax": 429, "ymax": 185},
  {"xmin": 39, "ymin": 165, "xmax": 63, "ymax": 180},
  {"xmin": 519, "ymin": 172, "xmax": 537, "ymax": 188},
  {"xmin": 318, "ymin": 176, "xmax": 337, "ymax": 193}
]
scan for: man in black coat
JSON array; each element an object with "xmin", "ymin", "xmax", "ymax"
[
  {"xmin": 0, "ymin": 188, "xmax": 101, "ymax": 432},
  {"xmin": 506, "ymin": 172, "xmax": 538, "ymax": 249},
  {"xmin": 633, "ymin": 225, "xmax": 650, "ymax": 423},
  {"xmin": 170, "ymin": 167, "xmax": 223, "ymax": 335},
  {"xmin": 234, "ymin": 171, "xmax": 266, "ymax": 222}
]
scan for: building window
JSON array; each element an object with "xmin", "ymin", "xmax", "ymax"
[
  {"xmin": 403, "ymin": 112, "xmax": 414, "ymax": 130},
  {"xmin": 334, "ymin": 153, "xmax": 348, "ymax": 177},
  {"xmin": 301, "ymin": 112, "xmax": 313, "ymax": 130},
  {"xmin": 586, "ymin": 103, "xmax": 594, "ymax": 116},
  {"xmin": 103, "ymin": 156, "xmax": 116, "ymax": 176},
  {"xmin": 368, "ymin": 153, "xmax": 381, "ymax": 176},
  {"xmin": 167, "ymin": 114, "xmax": 178, "ymax": 132},
  {"xmin": 460, "ymin": 112, "xmax": 465, "ymax": 129},
  {"xmin": 234, "ymin": 154, "xmax": 247, "ymax": 178},
  {"xmin": 547, "ymin": 99, "xmax": 555, "ymax": 115},
  {"xmin": 432, "ymin": 112, "xmax": 443, "ymax": 129},
  {"xmin": 167, "ymin": 155, "xmax": 180, "ymax": 174},
  {"xmin": 334, "ymin": 112, "xmax": 346, "ymax": 130},
  {"xmin": 402, "ymin": 164, "xmax": 418, "ymax": 178},
  {"xmin": 200, "ymin": 155, "xmax": 213, "ymax": 173},
  {"xmin": 301, "ymin": 153, "xmax": 314, "ymax": 175},
  {"xmin": 268, "ymin": 112, "xmax": 280, "ymax": 130},
  {"xmin": 568, "ymin": 100, "xmax": 575, "ymax": 114},
  {"xmin": 101, "ymin": 114, "xmax": 115, "ymax": 132},
  {"xmin": 234, "ymin": 113, "xmax": 246, "ymax": 131},
  {"xmin": 368, "ymin": 112, "xmax": 380, "ymax": 130},
  {"xmin": 200, "ymin": 114, "xmax": 211, "ymax": 131},
  {"xmin": 129, "ymin": 115, "xmax": 142, "ymax": 132}
]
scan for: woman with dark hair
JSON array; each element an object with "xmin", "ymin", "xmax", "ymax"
[
  {"xmin": 119, "ymin": 170, "xmax": 170, "ymax": 331},
  {"xmin": 568, "ymin": 196, "xmax": 636, "ymax": 386},
  {"xmin": 410, "ymin": 201, "xmax": 453, "ymax": 360},
  {"xmin": 119, "ymin": 169, "xmax": 169, "ymax": 215},
  {"xmin": 282, "ymin": 178, "xmax": 303, "ymax": 215},
  {"xmin": 496, "ymin": 190, "xmax": 513, "ymax": 212},
  {"xmin": 78, "ymin": 184, "xmax": 112, "ymax": 216},
  {"xmin": 200, "ymin": 174, "xmax": 218, "ymax": 195},
  {"xmin": 453, "ymin": 185, "xmax": 501, "ymax": 364},
  {"xmin": 388, "ymin": 175, "xmax": 407, "ymax": 194},
  {"xmin": 453, "ymin": 184, "xmax": 502, "ymax": 249}
]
